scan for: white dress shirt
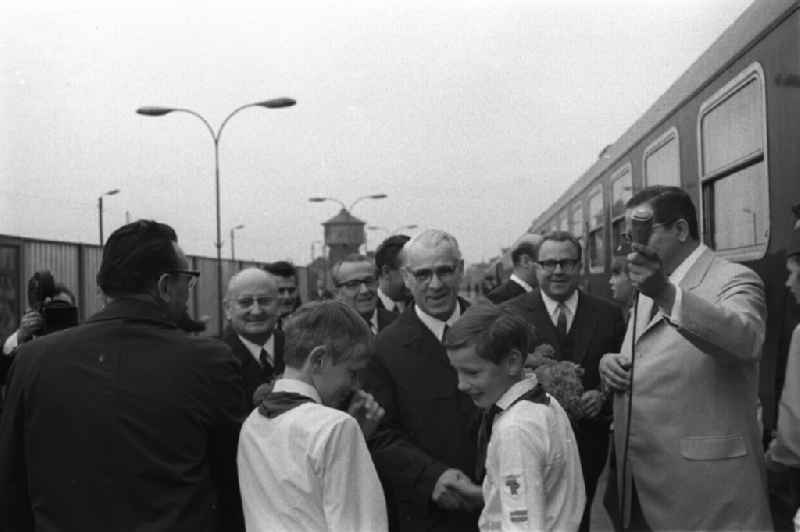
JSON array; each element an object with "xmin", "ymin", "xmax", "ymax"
[
  {"xmin": 479, "ymin": 378, "xmax": 585, "ymax": 532},
  {"xmin": 377, "ymin": 287, "xmax": 405, "ymax": 313},
  {"xmin": 237, "ymin": 378, "xmax": 388, "ymax": 532},
  {"xmin": 238, "ymin": 333, "xmax": 275, "ymax": 367},
  {"xmin": 540, "ymin": 290, "xmax": 579, "ymax": 334},
  {"xmin": 414, "ymin": 303, "xmax": 461, "ymax": 342}
]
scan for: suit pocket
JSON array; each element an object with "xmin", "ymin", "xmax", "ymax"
[{"xmin": 680, "ymin": 434, "xmax": 747, "ymax": 460}]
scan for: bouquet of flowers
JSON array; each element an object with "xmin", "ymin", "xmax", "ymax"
[{"xmin": 525, "ymin": 343, "xmax": 585, "ymax": 421}]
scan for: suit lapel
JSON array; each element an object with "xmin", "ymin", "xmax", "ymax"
[
  {"xmin": 569, "ymin": 292, "xmax": 597, "ymax": 364},
  {"xmin": 521, "ymin": 291, "xmax": 561, "ymax": 353}
]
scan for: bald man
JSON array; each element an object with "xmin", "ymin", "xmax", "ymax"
[{"xmin": 222, "ymin": 268, "xmax": 284, "ymax": 404}]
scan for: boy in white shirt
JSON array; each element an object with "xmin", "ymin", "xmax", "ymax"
[
  {"xmin": 237, "ymin": 300, "xmax": 388, "ymax": 532},
  {"xmin": 444, "ymin": 303, "xmax": 585, "ymax": 531}
]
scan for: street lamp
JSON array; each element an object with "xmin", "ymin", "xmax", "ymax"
[
  {"xmin": 98, "ymin": 188, "xmax": 120, "ymax": 245},
  {"xmin": 230, "ymin": 224, "xmax": 245, "ymax": 261},
  {"xmin": 308, "ymin": 193, "xmax": 387, "ymax": 212},
  {"xmin": 137, "ymin": 97, "xmax": 296, "ymax": 335}
]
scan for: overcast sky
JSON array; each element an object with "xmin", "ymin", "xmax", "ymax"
[{"xmin": 1, "ymin": 0, "xmax": 754, "ymax": 264}]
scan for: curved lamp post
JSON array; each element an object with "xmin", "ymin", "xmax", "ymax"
[
  {"xmin": 307, "ymin": 193, "xmax": 387, "ymax": 212},
  {"xmin": 229, "ymin": 224, "xmax": 245, "ymax": 261},
  {"xmin": 98, "ymin": 188, "xmax": 121, "ymax": 245},
  {"xmin": 137, "ymin": 97, "xmax": 296, "ymax": 334}
]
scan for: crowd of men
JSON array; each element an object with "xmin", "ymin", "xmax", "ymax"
[{"xmin": 0, "ymin": 185, "xmax": 798, "ymax": 531}]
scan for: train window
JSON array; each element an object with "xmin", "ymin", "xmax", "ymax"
[
  {"xmin": 644, "ymin": 127, "xmax": 680, "ymax": 187},
  {"xmin": 558, "ymin": 211, "xmax": 569, "ymax": 232},
  {"xmin": 610, "ymin": 163, "xmax": 633, "ymax": 255},
  {"xmin": 587, "ymin": 185, "xmax": 604, "ymax": 273},
  {"xmin": 570, "ymin": 200, "xmax": 584, "ymax": 239},
  {"xmin": 698, "ymin": 63, "xmax": 768, "ymax": 261}
]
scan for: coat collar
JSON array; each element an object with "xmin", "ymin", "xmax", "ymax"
[
  {"xmin": 87, "ymin": 297, "xmax": 177, "ymax": 328},
  {"xmin": 395, "ymin": 297, "xmax": 470, "ymax": 347}
]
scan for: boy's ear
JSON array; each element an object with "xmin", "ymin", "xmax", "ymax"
[
  {"xmin": 307, "ymin": 345, "xmax": 328, "ymax": 373},
  {"xmin": 505, "ymin": 348, "xmax": 524, "ymax": 376}
]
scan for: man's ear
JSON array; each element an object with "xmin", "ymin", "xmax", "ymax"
[
  {"xmin": 156, "ymin": 273, "xmax": 171, "ymax": 302},
  {"xmin": 675, "ymin": 218, "xmax": 690, "ymax": 242}
]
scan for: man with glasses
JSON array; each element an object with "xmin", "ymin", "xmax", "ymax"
[
  {"xmin": 599, "ymin": 186, "xmax": 771, "ymax": 531},
  {"xmin": 222, "ymin": 267, "xmax": 284, "ymax": 405},
  {"xmin": 332, "ymin": 254, "xmax": 396, "ymax": 335},
  {"xmin": 0, "ymin": 220, "xmax": 245, "ymax": 532},
  {"xmin": 363, "ymin": 229, "xmax": 481, "ymax": 532},
  {"xmin": 505, "ymin": 230, "xmax": 625, "ymax": 532}
]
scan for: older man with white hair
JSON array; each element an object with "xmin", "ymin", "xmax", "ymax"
[
  {"xmin": 363, "ymin": 229, "xmax": 482, "ymax": 532},
  {"xmin": 222, "ymin": 268, "xmax": 284, "ymax": 405}
]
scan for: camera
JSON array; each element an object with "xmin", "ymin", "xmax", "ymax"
[{"xmin": 27, "ymin": 270, "xmax": 79, "ymax": 335}]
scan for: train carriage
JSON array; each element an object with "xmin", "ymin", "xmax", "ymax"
[{"xmin": 523, "ymin": 0, "xmax": 800, "ymax": 430}]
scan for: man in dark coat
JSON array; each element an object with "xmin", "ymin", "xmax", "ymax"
[
  {"xmin": 332, "ymin": 254, "xmax": 397, "ymax": 334},
  {"xmin": 0, "ymin": 220, "xmax": 245, "ymax": 532},
  {"xmin": 374, "ymin": 234, "xmax": 413, "ymax": 313},
  {"xmin": 363, "ymin": 229, "xmax": 481, "ymax": 532},
  {"xmin": 487, "ymin": 235, "xmax": 542, "ymax": 304},
  {"xmin": 504, "ymin": 230, "xmax": 625, "ymax": 532},
  {"xmin": 221, "ymin": 267, "xmax": 284, "ymax": 406}
]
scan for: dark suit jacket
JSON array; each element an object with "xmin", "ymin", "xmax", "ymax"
[
  {"xmin": 503, "ymin": 289, "xmax": 625, "ymax": 481},
  {"xmin": 0, "ymin": 298, "xmax": 246, "ymax": 532},
  {"xmin": 222, "ymin": 329, "xmax": 284, "ymax": 406},
  {"xmin": 376, "ymin": 307, "xmax": 398, "ymax": 332},
  {"xmin": 486, "ymin": 277, "xmax": 529, "ymax": 304},
  {"xmin": 363, "ymin": 300, "xmax": 480, "ymax": 532}
]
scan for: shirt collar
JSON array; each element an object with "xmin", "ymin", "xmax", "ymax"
[
  {"xmin": 369, "ymin": 309, "xmax": 379, "ymax": 333},
  {"xmin": 495, "ymin": 376, "xmax": 539, "ymax": 411},
  {"xmin": 669, "ymin": 243, "xmax": 707, "ymax": 285},
  {"xmin": 509, "ymin": 273, "xmax": 534, "ymax": 292},
  {"xmin": 415, "ymin": 302, "xmax": 461, "ymax": 342},
  {"xmin": 376, "ymin": 287, "xmax": 396, "ymax": 311},
  {"xmin": 540, "ymin": 289, "xmax": 579, "ymax": 320},
  {"xmin": 272, "ymin": 378, "xmax": 322, "ymax": 404},
  {"xmin": 238, "ymin": 333, "xmax": 275, "ymax": 364}
]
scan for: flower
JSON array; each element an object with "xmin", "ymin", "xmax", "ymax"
[{"xmin": 525, "ymin": 343, "xmax": 585, "ymax": 421}]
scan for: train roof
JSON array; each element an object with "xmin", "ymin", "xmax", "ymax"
[{"xmin": 528, "ymin": 0, "xmax": 800, "ymax": 231}]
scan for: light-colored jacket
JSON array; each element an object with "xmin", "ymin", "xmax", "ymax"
[{"xmin": 613, "ymin": 247, "xmax": 772, "ymax": 531}]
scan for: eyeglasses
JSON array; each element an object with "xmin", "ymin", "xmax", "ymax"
[
  {"xmin": 167, "ymin": 269, "xmax": 200, "ymax": 289},
  {"xmin": 407, "ymin": 265, "xmax": 459, "ymax": 284},
  {"xmin": 234, "ymin": 296, "xmax": 277, "ymax": 309},
  {"xmin": 336, "ymin": 277, "xmax": 378, "ymax": 290},
  {"xmin": 536, "ymin": 259, "xmax": 580, "ymax": 272},
  {"xmin": 619, "ymin": 219, "xmax": 678, "ymax": 244}
]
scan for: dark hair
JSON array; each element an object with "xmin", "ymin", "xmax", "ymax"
[
  {"xmin": 97, "ymin": 220, "xmax": 180, "ymax": 297},
  {"xmin": 375, "ymin": 234, "xmax": 411, "ymax": 270},
  {"xmin": 331, "ymin": 253, "xmax": 375, "ymax": 284},
  {"xmin": 539, "ymin": 230, "xmax": 582, "ymax": 262},
  {"xmin": 511, "ymin": 241, "xmax": 538, "ymax": 266},
  {"xmin": 444, "ymin": 303, "xmax": 537, "ymax": 364},
  {"xmin": 626, "ymin": 185, "xmax": 699, "ymax": 240},
  {"xmin": 282, "ymin": 300, "xmax": 372, "ymax": 369},
  {"xmin": 264, "ymin": 260, "xmax": 297, "ymax": 280}
]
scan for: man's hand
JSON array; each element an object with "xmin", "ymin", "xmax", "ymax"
[
  {"xmin": 579, "ymin": 389, "xmax": 605, "ymax": 418},
  {"xmin": 432, "ymin": 469, "xmax": 471, "ymax": 510},
  {"xmin": 600, "ymin": 353, "xmax": 631, "ymax": 393},
  {"xmin": 346, "ymin": 390, "xmax": 385, "ymax": 439},
  {"xmin": 627, "ymin": 244, "xmax": 668, "ymax": 299},
  {"xmin": 17, "ymin": 310, "xmax": 44, "ymax": 343}
]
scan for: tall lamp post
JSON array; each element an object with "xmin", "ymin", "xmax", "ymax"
[
  {"xmin": 137, "ymin": 97, "xmax": 296, "ymax": 335},
  {"xmin": 98, "ymin": 188, "xmax": 121, "ymax": 245},
  {"xmin": 230, "ymin": 224, "xmax": 245, "ymax": 260}
]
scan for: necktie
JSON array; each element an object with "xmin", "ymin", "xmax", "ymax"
[
  {"xmin": 556, "ymin": 303, "xmax": 568, "ymax": 337},
  {"xmin": 260, "ymin": 348, "xmax": 274, "ymax": 373},
  {"xmin": 441, "ymin": 324, "xmax": 450, "ymax": 344}
]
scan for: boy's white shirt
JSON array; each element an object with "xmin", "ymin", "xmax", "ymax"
[
  {"xmin": 237, "ymin": 378, "xmax": 388, "ymax": 532},
  {"xmin": 479, "ymin": 377, "xmax": 585, "ymax": 532}
]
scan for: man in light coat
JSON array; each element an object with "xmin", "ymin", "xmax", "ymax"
[{"xmin": 600, "ymin": 186, "xmax": 772, "ymax": 531}]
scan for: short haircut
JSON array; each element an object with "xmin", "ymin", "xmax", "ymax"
[
  {"xmin": 264, "ymin": 260, "xmax": 297, "ymax": 280},
  {"xmin": 610, "ymin": 256, "xmax": 629, "ymax": 276},
  {"xmin": 539, "ymin": 230, "xmax": 582, "ymax": 262},
  {"xmin": 626, "ymin": 185, "xmax": 699, "ymax": 240},
  {"xmin": 282, "ymin": 300, "xmax": 372, "ymax": 369},
  {"xmin": 511, "ymin": 241, "xmax": 538, "ymax": 266},
  {"xmin": 400, "ymin": 229, "xmax": 462, "ymax": 267},
  {"xmin": 444, "ymin": 303, "xmax": 538, "ymax": 364},
  {"xmin": 97, "ymin": 220, "xmax": 180, "ymax": 298},
  {"xmin": 374, "ymin": 234, "xmax": 411, "ymax": 270},
  {"xmin": 330, "ymin": 253, "xmax": 374, "ymax": 284}
]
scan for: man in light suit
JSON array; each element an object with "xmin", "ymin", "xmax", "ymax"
[
  {"xmin": 487, "ymin": 234, "xmax": 542, "ymax": 304},
  {"xmin": 600, "ymin": 186, "xmax": 772, "ymax": 531}
]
